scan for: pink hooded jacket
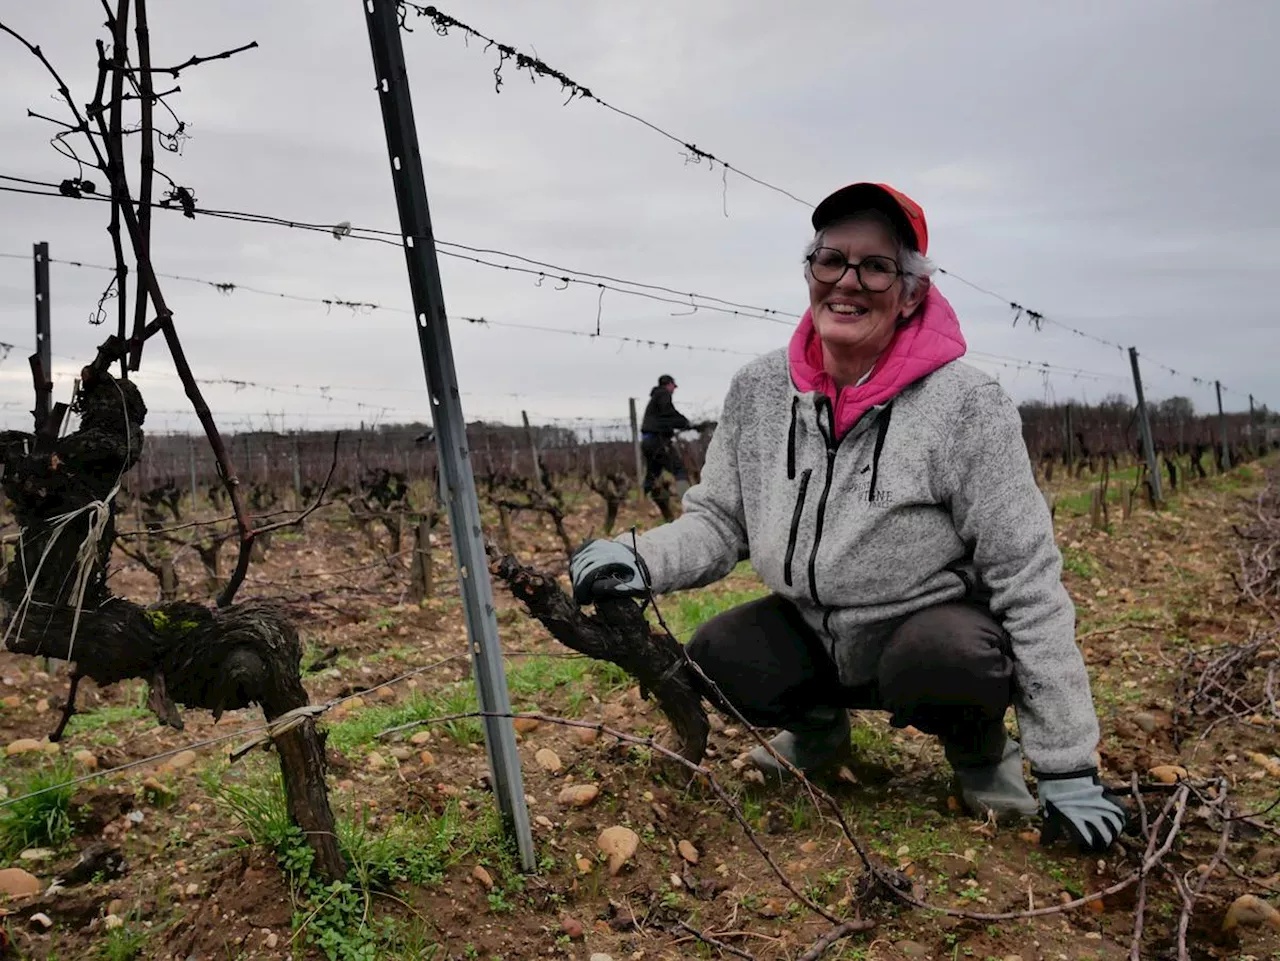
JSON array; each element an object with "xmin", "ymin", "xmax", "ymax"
[{"xmin": 788, "ymin": 285, "xmax": 968, "ymax": 438}]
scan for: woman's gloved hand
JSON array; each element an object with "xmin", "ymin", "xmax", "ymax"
[
  {"xmin": 569, "ymin": 540, "xmax": 649, "ymax": 605},
  {"xmin": 1036, "ymin": 770, "xmax": 1128, "ymax": 852}
]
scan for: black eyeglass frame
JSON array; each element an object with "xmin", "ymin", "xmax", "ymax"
[{"xmin": 805, "ymin": 246, "xmax": 904, "ymax": 291}]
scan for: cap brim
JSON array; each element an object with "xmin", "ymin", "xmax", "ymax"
[{"xmin": 811, "ymin": 183, "xmax": 918, "ymax": 251}]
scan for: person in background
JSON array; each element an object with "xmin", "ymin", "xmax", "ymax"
[
  {"xmin": 640, "ymin": 374, "xmax": 693, "ymax": 502},
  {"xmin": 571, "ymin": 183, "xmax": 1127, "ymax": 853}
]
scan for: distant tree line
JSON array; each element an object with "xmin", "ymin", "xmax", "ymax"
[{"xmin": 115, "ymin": 396, "xmax": 1276, "ymax": 502}]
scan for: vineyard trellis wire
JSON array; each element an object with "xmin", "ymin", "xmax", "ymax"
[
  {"xmin": 397, "ymin": 2, "xmax": 1267, "ymax": 408},
  {"xmin": 0, "ymin": 171, "xmax": 1271, "ymax": 410}
]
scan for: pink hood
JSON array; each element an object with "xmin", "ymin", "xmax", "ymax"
[{"xmin": 788, "ymin": 286, "xmax": 967, "ymax": 438}]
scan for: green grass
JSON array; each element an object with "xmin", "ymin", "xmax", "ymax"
[
  {"xmin": 98, "ymin": 921, "xmax": 151, "ymax": 961},
  {"xmin": 380, "ymin": 923, "xmax": 444, "ymax": 961},
  {"xmin": 435, "ymin": 685, "xmax": 484, "ymax": 745},
  {"xmin": 325, "ymin": 680, "xmax": 481, "ymax": 755},
  {"xmin": 848, "ymin": 720, "xmax": 902, "ymax": 766},
  {"xmin": 857, "ymin": 794, "xmax": 952, "ymax": 858},
  {"xmin": 206, "ymin": 762, "xmax": 505, "ymax": 961},
  {"xmin": 587, "ymin": 659, "xmax": 633, "ymax": 692},
  {"xmin": 200, "ymin": 763, "xmax": 297, "ymax": 856},
  {"xmin": 1207, "ymin": 463, "xmax": 1260, "ymax": 493},
  {"xmin": 1025, "ymin": 848, "xmax": 1087, "ymax": 897},
  {"xmin": 323, "ymin": 655, "xmax": 633, "ymax": 744},
  {"xmin": 656, "ymin": 586, "xmax": 770, "ymax": 641},
  {"xmin": 0, "ymin": 760, "xmax": 79, "ymax": 858},
  {"xmin": 60, "ymin": 702, "xmax": 149, "ymax": 739},
  {"xmin": 505, "ymin": 654, "xmax": 633, "ymax": 715},
  {"xmin": 1054, "ymin": 456, "xmax": 1273, "ymax": 515},
  {"xmin": 506, "ymin": 655, "xmax": 589, "ymax": 702},
  {"xmin": 302, "ymin": 639, "xmax": 354, "ymax": 674},
  {"xmin": 1060, "ymin": 545, "xmax": 1101, "ymax": 579}
]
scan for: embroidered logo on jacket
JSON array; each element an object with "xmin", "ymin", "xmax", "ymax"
[{"xmin": 845, "ymin": 479, "xmax": 894, "ymax": 506}]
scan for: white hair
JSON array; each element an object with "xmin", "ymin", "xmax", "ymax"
[{"xmin": 803, "ymin": 210, "xmax": 936, "ymax": 298}]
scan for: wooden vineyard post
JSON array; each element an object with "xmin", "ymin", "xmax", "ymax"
[
  {"xmin": 30, "ymin": 242, "xmax": 52, "ymax": 431},
  {"xmin": 497, "ymin": 504, "xmax": 513, "ymax": 551},
  {"xmin": 1090, "ymin": 462, "xmax": 1112, "ymax": 532},
  {"xmin": 1216, "ymin": 381, "xmax": 1231, "ymax": 471},
  {"xmin": 292, "ymin": 433, "xmax": 303, "ymax": 510},
  {"xmin": 1090, "ymin": 486, "xmax": 1105, "ymax": 530},
  {"xmin": 159, "ymin": 558, "xmax": 178, "ymax": 601},
  {"xmin": 1128, "ymin": 348, "xmax": 1162, "ymax": 506},
  {"xmin": 362, "ymin": 0, "xmax": 535, "ymax": 870},
  {"xmin": 408, "ymin": 514, "xmax": 434, "ymax": 602},
  {"xmin": 587, "ymin": 428, "xmax": 597, "ymax": 483},
  {"xmin": 629, "ymin": 398, "xmax": 643, "ymax": 493},
  {"xmin": 522, "ymin": 410, "xmax": 542, "ymax": 482},
  {"xmin": 1065, "ymin": 402, "xmax": 1074, "ymax": 471},
  {"xmin": 188, "ymin": 435, "xmax": 199, "ymax": 514}
]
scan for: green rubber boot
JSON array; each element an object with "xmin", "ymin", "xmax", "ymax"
[
  {"xmin": 748, "ymin": 707, "xmax": 852, "ymax": 778},
  {"xmin": 944, "ymin": 730, "xmax": 1038, "ymax": 820}
]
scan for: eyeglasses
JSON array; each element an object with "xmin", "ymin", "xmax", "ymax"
[{"xmin": 805, "ymin": 247, "xmax": 902, "ymax": 292}]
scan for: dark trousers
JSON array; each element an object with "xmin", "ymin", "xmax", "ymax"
[
  {"xmin": 641, "ymin": 435, "xmax": 687, "ymax": 494},
  {"xmin": 687, "ymin": 594, "xmax": 1015, "ymax": 765}
]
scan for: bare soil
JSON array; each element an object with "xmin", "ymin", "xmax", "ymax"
[{"xmin": 2, "ymin": 462, "xmax": 1279, "ymax": 961}]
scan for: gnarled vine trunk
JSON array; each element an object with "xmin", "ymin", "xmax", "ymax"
[
  {"xmin": 0, "ymin": 362, "xmax": 345, "ymax": 880},
  {"xmin": 489, "ymin": 551, "xmax": 711, "ymax": 765}
]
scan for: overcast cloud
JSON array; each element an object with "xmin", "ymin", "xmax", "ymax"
[{"xmin": 1, "ymin": 0, "xmax": 1276, "ymax": 436}]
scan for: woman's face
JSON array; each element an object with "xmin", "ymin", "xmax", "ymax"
[{"xmin": 806, "ymin": 216, "xmax": 927, "ymax": 360}]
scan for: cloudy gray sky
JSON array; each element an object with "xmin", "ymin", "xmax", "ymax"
[{"xmin": 1, "ymin": 0, "xmax": 1276, "ymax": 436}]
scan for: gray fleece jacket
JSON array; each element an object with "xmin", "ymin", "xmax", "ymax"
[{"xmin": 631, "ymin": 348, "xmax": 1101, "ymax": 776}]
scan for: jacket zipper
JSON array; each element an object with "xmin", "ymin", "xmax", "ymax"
[
  {"xmin": 782, "ymin": 468, "xmax": 812, "ymax": 587},
  {"xmin": 801, "ymin": 396, "xmax": 892, "ymax": 637},
  {"xmin": 867, "ymin": 404, "xmax": 893, "ymax": 503},
  {"xmin": 805, "ymin": 397, "xmax": 838, "ymax": 608},
  {"xmin": 807, "ymin": 446, "xmax": 837, "ymax": 607},
  {"xmin": 786, "ymin": 396, "xmax": 799, "ymax": 480}
]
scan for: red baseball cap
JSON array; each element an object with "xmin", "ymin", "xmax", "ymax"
[{"xmin": 811, "ymin": 182, "xmax": 929, "ymax": 256}]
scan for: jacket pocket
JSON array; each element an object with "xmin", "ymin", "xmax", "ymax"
[{"xmin": 783, "ymin": 469, "xmax": 813, "ymax": 587}]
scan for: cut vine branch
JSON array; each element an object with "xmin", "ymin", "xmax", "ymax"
[
  {"xmin": 488, "ymin": 550, "xmax": 711, "ymax": 763},
  {"xmin": 107, "ymin": 39, "xmax": 259, "ymax": 78}
]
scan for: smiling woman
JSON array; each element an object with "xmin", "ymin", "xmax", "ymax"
[
  {"xmin": 570, "ymin": 181, "xmax": 1130, "ymax": 856},
  {"xmin": 801, "ymin": 185, "xmax": 935, "ymax": 388},
  {"xmin": 802, "ymin": 203, "xmax": 933, "ymax": 386}
]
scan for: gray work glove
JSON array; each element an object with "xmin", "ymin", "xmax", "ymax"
[
  {"xmin": 569, "ymin": 539, "xmax": 648, "ymax": 605},
  {"xmin": 1036, "ymin": 770, "xmax": 1128, "ymax": 853}
]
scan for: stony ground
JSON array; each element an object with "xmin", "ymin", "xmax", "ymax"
[{"xmin": 1, "ymin": 460, "xmax": 1279, "ymax": 961}]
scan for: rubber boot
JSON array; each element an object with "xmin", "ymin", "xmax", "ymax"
[
  {"xmin": 943, "ymin": 727, "xmax": 1038, "ymax": 820},
  {"xmin": 748, "ymin": 707, "xmax": 852, "ymax": 778}
]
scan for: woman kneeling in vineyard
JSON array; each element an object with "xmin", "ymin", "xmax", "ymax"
[{"xmin": 570, "ymin": 182, "xmax": 1127, "ymax": 853}]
